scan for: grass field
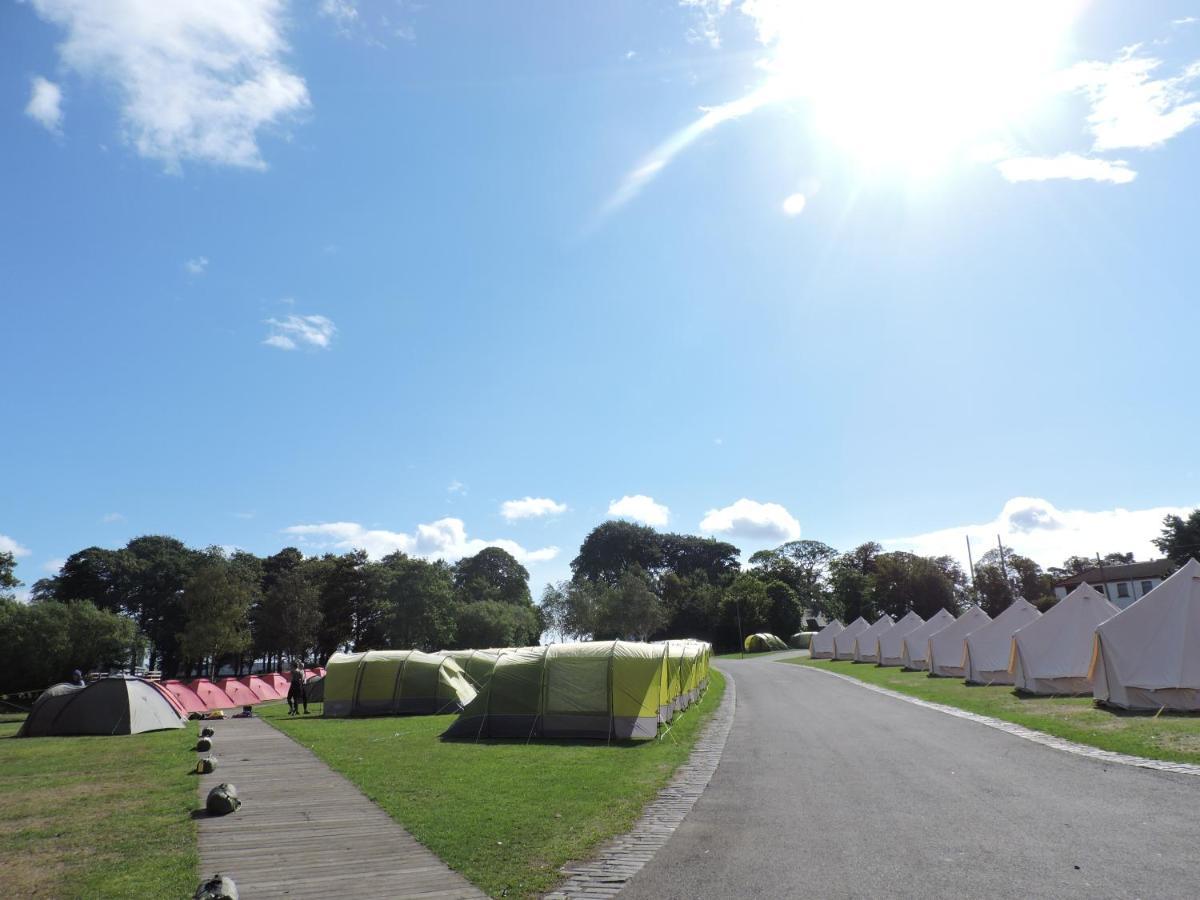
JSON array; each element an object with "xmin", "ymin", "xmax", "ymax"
[
  {"xmin": 264, "ymin": 669, "xmax": 726, "ymax": 898},
  {"xmin": 0, "ymin": 711, "xmax": 199, "ymax": 898},
  {"xmin": 785, "ymin": 657, "xmax": 1200, "ymax": 764}
]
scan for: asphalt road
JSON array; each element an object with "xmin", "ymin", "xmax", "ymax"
[{"xmin": 621, "ymin": 656, "xmax": 1200, "ymax": 900}]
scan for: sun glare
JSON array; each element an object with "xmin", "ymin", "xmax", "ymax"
[{"xmin": 760, "ymin": 0, "xmax": 1086, "ymax": 177}]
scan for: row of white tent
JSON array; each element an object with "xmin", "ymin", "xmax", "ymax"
[{"xmin": 809, "ymin": 558, "xmax": 1200, "ymax": 710}]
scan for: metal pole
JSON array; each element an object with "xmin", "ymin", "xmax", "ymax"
[
  {"xmin": 966, "ymin": 535, "xmax": 977, "ymax": 587},
  {"xmin": 1095, "ymin": 552, "xmax": 1113, "ymax": 604},
  {"xmin": 997, "ymin": 535, "xmax": 1012, "ymax": 604}
]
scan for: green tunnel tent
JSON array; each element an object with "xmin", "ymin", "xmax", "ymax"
[
  {"xmin": 744, "ymin": 632, "xmax": 788, "ymax": 653},
  {"xmin": 18, "ymin": 676, "xmax": 186, "ymax": 737},
  {"xmin": 442, "ymin": 640, "xmax": 711, "ymax": 741},
  {"xmin": 442, "ymin": 649, "xmax": 503, "ymax": 689},
  {"xmin": 322, "ymin": 650, "xmax": 477, "ymax": 717}
]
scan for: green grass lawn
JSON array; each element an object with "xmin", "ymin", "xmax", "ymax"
[
  {"xmin": 264, "ymin": 669, "xmax": 726, "ymax": 899},
  {"xmin": 0, "ymin": 711, "xmax": 199, "ymax": 898},
  {"xmin": 785, "ymin": 658, "xmax": 1200, "ymax": 764}
]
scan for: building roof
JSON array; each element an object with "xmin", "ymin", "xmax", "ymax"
[{"xmin": 1053, "ymin": 559, "xmax": 1176, "ymax": 589}]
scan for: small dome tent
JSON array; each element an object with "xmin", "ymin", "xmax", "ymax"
[
  {"xmin": 744, "ymin": 633, "xmax": 787, "ymax": 653},
  {"xmin": 809, "ymin": 620, "xmax": 844, "ymax": 659},
  {"xmin": 928, "ymin": 606, "xmax": 991, "ymax": 677},
  {"xmin": 1093, "ymin": 559, "xmax": 1200, "ymax": 710},
  {"xmin": 1011, "ymin": 584, "xmax": 1118, "ymax": 695},
  {"xmin": 965, "ymin": 598, "xmax": 1042, "ymax": 685},
  {"xmin": 162, "ymin": 679, "xmax": 208, "ymax": 715},
  {"xmin": 322, "ymin": 650, "xmax": 476, "ymax": 718},
  {"xmin": 833, "ymin": 617, "xmax": 870, "ymax": 660},
  {"xmin": 262, "ymin": 672, "xmax": 292, "ymax": 696},
  {"xmin": 188, "ymin": 679, "xmax": 237, "ymax": 710},
  {"xmin": 239, "ymin": 675, "xmax": 283, "ymax": 702},
  {"xmin": 875, "ymin": 611, "xmax": 925, "ymax": 667},
  {"xmin": 852, "ymin": 614, "xmax": 896, "ymax": 662},
  {"xmin": 19, "ymin": 676, "xmax": 186, "ymax": 737},
  {"xmin": 900, "ymin": 609, "xmax": 956, "ymax": 670},
  {"xmin": 217, "ymin": 678, "xmax": 261, "ymax": 707},
  {"xmin": 443, "ymin": 640, "xmax": 710, "ymax": 741}
]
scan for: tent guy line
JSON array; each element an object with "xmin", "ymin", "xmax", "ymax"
[{"xmin": 787, "ymin": 664, "xmax": 1200, "ymax": 777}]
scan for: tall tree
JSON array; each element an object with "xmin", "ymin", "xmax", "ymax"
[
  {"xmin": 176, "ymin": 553, "xmax": 253, "ymax": 678},
  {"xmin": 749, "ymin": 540, "xmax": 837, "ymax": 617},
  {"xmin": 593, "ymin": 567, "xmax": 666, "ymax": 641},
  {"xmin": 376, "ymin": 553, "xmax": 457, "ymax": 651},
  {"xmin": 827, "ymin": 542, "xmax": 881, "ymax": 623},
  {"xmin": 659, "ymin": 534, "xmax": 740, "ymax": 583},
  {"xmin": 0, "ymin": 551, "xmax": 20, "ymax": 601},
  {"xmin": 1155, "ymin": 509, "xmax": 1200, "ymax": 567},
  {"xmin": 454, "ymin": 547, "xmax": 532, "ymax": 606},
  {"xmin": 571, "ymin": 521, "xmax": 665, "ymax": 585}
]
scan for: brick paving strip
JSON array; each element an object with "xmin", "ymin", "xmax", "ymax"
[
  {"xmin": 544, "ymin": 670, "xmax": 738, "ymax": 900},
  {"xmin": 795, "ymin": 664, "xmax": 1200, "ymax": 777},
  {"xmin": 196, "ymin": 716, "xmax": 485, "ymax": 900}
]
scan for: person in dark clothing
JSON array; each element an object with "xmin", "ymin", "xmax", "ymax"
[
  {"xmin": 71, "ymin": 669, "xmax": 85, "ymax": 687},
  {"xmin": 287, "ymin": 663, "xmax": 308, "ymax": 716}
]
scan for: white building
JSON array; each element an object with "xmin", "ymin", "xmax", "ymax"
[{"xmin": 1051, "ymin": 559, "xmax": 1175, "ymax": 609}]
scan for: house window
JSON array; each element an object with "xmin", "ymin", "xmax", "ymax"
[
  {"xmin": 1141, "ymin": 580, "xmax": 1153, "ymax": 595},
  {"xmin": 1117, "ymin": 582, "xmax": 1130, "ymax": 599}
]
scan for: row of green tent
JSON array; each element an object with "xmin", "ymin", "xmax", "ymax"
[
  {"xmin": 744, "ymin": 632, "xmax": 788, "ymax": 652},
  {"xmin": 322, "ymin": 639, "xmax": 712, "ymax": 741}
]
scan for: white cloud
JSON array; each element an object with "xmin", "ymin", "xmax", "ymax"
[
  {"xmin": 29, "ymin": 0, "xmax": 310, "ymax": 171},
  {"xmin": 283, "ymin": 518, "xmax": 559, "ymax": 565},
  {"xmin": 319, "ymin": 0, "xmax": 359, "ymax": 29},
  {"xmin": 101, "ymin": 512, "xmax": 125, "ymax": 524},
  {"xmin": 699, "ymin": 498, "xmax": 801, "ymax": 542},
  {"xmin": 781, "ymin": 192, "xmax": 807, "ymax": 215},
  {"xmin": 184, "ymin": 256, "xmax": 209, "ymax": 275},
  {"xmin": 233, "ymin": 511, "xmax": 255, "ymax": 519},
  {"xmin": 0, "ymin": 535, "xmax": 32, "ymax": 558},
  {"xmin": 886, "ymin": 497, "xmax": 1195, "ymax": 572},
  {"xmin": 447, "ymin": 479, "xmax": 467, "ymax": 496},
  {"xmin": 25, "ymin": 76, "xmax": 63, "ymax": 133},
  {"xmin": 1066, "ymin": 48, "xmax": 1200, "ymax": 151},
  {"xmin": 608, "ymin": 495, "xmax": 671, "ymax": 528},
  {"xmin": 997, "ymin": 153, "xmax": 1136, "ymax": 184},
  {"xmin": 680, "ymin": 0, "xmax": 733, "ymax": 49},
  {"xmin": 42, "ymin": 558, "xmax": 66, "ymax": 574},
  {"xmin": 501, "ymin": 497, "xmax": 568, "ymax": 521},
  {"xmin": 263, "ymin": 314, "xmax": 336, "ymax": 351}
]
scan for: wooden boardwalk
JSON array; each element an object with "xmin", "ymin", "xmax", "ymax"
[{"xmin": 196, "ymin": 716, "xmax": 485, "ymax": 899}]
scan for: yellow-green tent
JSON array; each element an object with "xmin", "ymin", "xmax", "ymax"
[
  {"xmin": 744, "ymin": 632, "xmax": 788, "ymax": 652},
  {"xmin": 442, "ymin": 649, "xmax": 502, "ymax": 689},
  {"xmin": 443, "ymin": 640, "xmax": 711, "ymax": 741},
  {"xmin": 322, "ymin": 650, "xmax": 476, "ymax": 718}
]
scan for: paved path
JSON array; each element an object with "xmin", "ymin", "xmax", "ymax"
[
  {"xmin": 621, "ymin": 656, "xmax": 1200, "ymax": 900},
  {"xmin": 196, "ymin": 716, "xmax": 484, "ymax": 900}
]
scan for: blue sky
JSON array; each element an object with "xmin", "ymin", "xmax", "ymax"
[{"xmin": 4, "ymin": 1, "xmax": 1200, "ymax": 597}]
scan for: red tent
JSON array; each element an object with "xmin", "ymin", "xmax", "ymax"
[
  {"xmin": 312, "ymin": 666, "xmax": 326, "ymax": 677},
  {"xmin": 189, "ymin": 678, "xmax": 237, "ymax": 710},
  {"xmin": 161, "ymin": 680, "xmax": 207, "ymax": 715},
  {"xmin": 303, "ymin": 669, "xmax": 317, "ymax": 681},
  {"xmin": 148, "ymin": 680, "xmax": 189, "ymax": 717},
  {"xmin": 263, "ymin": 672, "xmax": 290, "ymax": 695},
  {"xmin": 240, "ymin": 675, "xmax": 282, "ymax": 702},
  {"xmin": 217, "ymin": 678, "xmax": 260, "ymax": 706}
]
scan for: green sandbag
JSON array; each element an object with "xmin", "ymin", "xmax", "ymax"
[
  {"xmin": 196, "ymin": 736, "xmax": 213, "ymax": 752},
  {"xmin": 195, "ymin": 756, "xmax": 218, "ymax": 774},
  {"xmin": 206, "ymin": 783, "xmax": 240, "ymax": 815},
  {"xmin": 194, "ymin": 874, "xmax": 239, "ymax": 900},
  {"xmin": 200, "ymin": 726, "xmax": 215, "ymax": 738}
]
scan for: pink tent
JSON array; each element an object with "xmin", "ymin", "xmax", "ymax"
[
  {"xmin": 303, "ymin": 669, "xmax": 317, "ymax": 681},
  {"xmin": 189, "ymin": 678, "xmax": 237, "ymax": 710},
  {"xmin": 312, "ymin": 666, "xmax": 326, "ymax": 677},
  {"xmin": 263, "ymin": 672, "xmax": 291, "ymax": 695},
  {"xmin": 161, "ymin": 680, "xmax": 208, "ymax": 715},
  {"xmin": 217, "ymin": 678, "xmax": 261, "ymax": 706},
  {"xmin": 240, "ymin": 675, "xmax": 282, "ymax": 702}
]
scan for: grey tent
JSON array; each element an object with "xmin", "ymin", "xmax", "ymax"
[
  {"xmin": 304, "ymin": 674, "xmax": 325, "ymax": 703},
  {"xmin": 18, "ymin": 676, "xmax": 186, "ymax": 737}
]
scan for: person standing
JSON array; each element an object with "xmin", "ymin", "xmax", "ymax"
[{"xmin": 288, "ymin": 663, "xmax": 308, "ymax": 716}]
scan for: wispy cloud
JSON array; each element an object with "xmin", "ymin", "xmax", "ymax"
[
  {"xmin": 25, "ymin": 76, "xmax": 63, "ymax": 133},
  {"xmin": 500, "ymin": 497, "xmax": 567, "ymax": 521},
  {"xmin": 184, "ymin": 256, "xmax": 209, "ymax": 276},
  {"xmin": 42, "ymin": 558, "xmax": 65, "ymax": 574},
  {"xmin": 101, "ymin": 512, "xmax": 125, "ymax": 524},
  {"xmin": 608, "ymin": 495, "xmax": 671, "ymax": 528},
  {"xmin": 680, "ymin": 0, "xmax": 733, "ymax": 49},
  {"xmin": 29, "ymin": 0, "xmax": 309, "ymax": 171},
  {"xmin": 263, "ymin": 314, "xmax": 336, "ymax": 351},
  {"xmin": 319, "ymin": 0, "xmax": 359, "ymax": 31},
  {"xmin": 997, "ymin": 153, "xmax": 1136, "ymax": 184},
  {"xmin": 886, "ymin": 497, "xmax": 1194, "ymax": 572},
  {"xmin": 283, "ymin": 518, "xmax": 558, "ymax": 565},
  {"xmin": 0, "ymin": 534, "xmax": 32, "ymax": 558},
  {"xmin": 699, "ymin": 499, "xmax": 801, "ymax": 543},
  {"xmin": 447, "ymin": 479, "xmax": 467, "ymax": 496}
]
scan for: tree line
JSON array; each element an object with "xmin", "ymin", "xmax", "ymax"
[{"xmin": 3, "ymin": 507, "xmax": 1198, "ymax": 694}]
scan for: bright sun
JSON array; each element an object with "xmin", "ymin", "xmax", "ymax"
[{"xmin": 759, "ymin": 0, "xmax": 1085, "ymax": 176}]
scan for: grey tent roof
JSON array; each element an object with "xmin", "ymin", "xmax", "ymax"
[{"xmin": 19, "ymin": 677, "xmax": 185, "ymax": 737}]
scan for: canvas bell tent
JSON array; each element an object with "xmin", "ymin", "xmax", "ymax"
[
  {"xmin": 852, "ymin": 614, "xmax": 896, "ymax": 663},
  {"xmin": 809, "ymin": 620, "xmax": 844, "ymax": 659},
  {"xmin": 928, "ymin": 606, "xmax": 991, "ymax": 677},
  {"xmin": 19, "ymin": 676, "xmax": 186, "ymax": 737},
  {"xmin": 1092, "ymin": 559, "xmax": 1200, "ymax": 710},
  {"xmin": 833, "ymin": 617, "xmax": 870, "ymax": 660},
  {"xmin": 900, "ymin": 609, "xmax": 956, "ymax": 670},
  {"xmin": 744, "ymin": 632, "xmax": 788, "ymax": 652},
  {"xmin": 323, "ymin": 650, "xmax": 477, "ymax": 717},
  {"xmin": 161, "ymin": 680, "xmax": 208, "ymax": 715},
  {"xmin": 188, "ymin": 679, "xmax": 238, "ymax": 710},
  {"xmin": 965, "ymin": 598, "xmax": 1041, "ymax": 685},
  {"xmin": 876, "ymin": 611, "xmax": 925, "ymax": 667},
  {"xmin": 1011, "ymin": 584, "xmax": 1118, "ymax": 695},
  {"xmin": 443, "ymin": 640, "xmax": 711, "ymax": 741}
]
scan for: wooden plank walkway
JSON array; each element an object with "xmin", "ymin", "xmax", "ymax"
[{"xmin": 196, "ymin": 716, "xmax": 485, "ymax": 900}]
